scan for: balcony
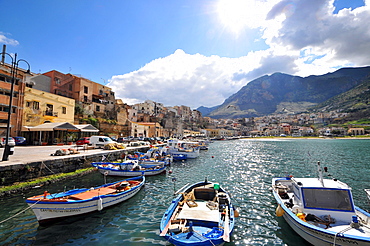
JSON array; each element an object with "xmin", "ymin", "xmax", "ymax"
[{"xmin": 44, "ymin": 111, "xmax": 58, "ymax": 117}]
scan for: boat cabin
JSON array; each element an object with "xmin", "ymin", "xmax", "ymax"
[{"xmin": 289, "ymin": 177, "xmax": 356, "ymax": 222}]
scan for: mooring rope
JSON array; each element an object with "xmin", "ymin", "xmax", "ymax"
[
  {"xmin": 0, "ymin": 199, "xmax": 41, "ymax": 224},
  {"xmin": 333, "ymin": 226, "xmax": 353, "ymax": 246}
]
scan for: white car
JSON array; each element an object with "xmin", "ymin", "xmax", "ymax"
[
  {"xmin": 89, "ymin": 136, "xmax": 116, "ymax": 148},
  {"xmin": 0, "ymin": 136, "xmax": 16, "ymax": 147}
]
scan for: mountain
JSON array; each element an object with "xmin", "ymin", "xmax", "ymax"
[
  {"xmin": 196, "ymin": 105, "xmax": 220, "ymax": 116},
  {"xmin": 203, "ymin": 66, "xmax": 370, "ymax": 119},
  {"xmin": 310, "ymin": 76, "xmax": 370, "ymax": 122}
]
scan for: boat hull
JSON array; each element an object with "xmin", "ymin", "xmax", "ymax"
[
  {"xmin": 96, "ymin": 167, "xmax": 166, "ymax": 176},
  {"xmin": 26, "ymin": 177, "xmax": 144, "ymax": 224}
]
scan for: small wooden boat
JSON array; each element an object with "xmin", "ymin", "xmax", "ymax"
[
  {"xmin": 272, "ymin": 161, "xmax": 370, "ymax": 246},
  {"xmin": 160, "ymin": 179, "xmax": 236, "ymax": 246},
  {"xmin": 92, "ymin": 160, "xmax": 166, "ymax": 177},
  {"xmin": 166, "ymin": 139, "xmax": 200, "ymax": 159},
  {"xmin": 172, "ymin": 153, "xmax": 187, "ymax": 161},
  {"xmin": 26, "ymin": 176, "xmax": 145, "ymax": 225}
]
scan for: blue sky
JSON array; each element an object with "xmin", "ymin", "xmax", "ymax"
[{"xmin": 1, "ymin": 0, "xmax": 369, "ymax": 109}]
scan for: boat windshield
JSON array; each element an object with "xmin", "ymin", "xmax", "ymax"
[{"xmin": 302, "ymin": 188, "xmax": 353, "ymax": 211}]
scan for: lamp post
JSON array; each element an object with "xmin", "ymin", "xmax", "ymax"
[{"xmin": 1, "ymin": 52, "xmax": 31, "ymax": 161}]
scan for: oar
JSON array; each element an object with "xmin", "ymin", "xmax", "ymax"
[
  {"xmin": 160, "ymin": 205, "xmax": 180, "ymax": 236},
  {"xmin": 222, "ymin": 206, "xmax": 230, "ymax": 242}
]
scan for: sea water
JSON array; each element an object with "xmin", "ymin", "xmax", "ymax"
[{"xmin": 0, "ymin": 138, "xmax": 369, "ymax": 246}]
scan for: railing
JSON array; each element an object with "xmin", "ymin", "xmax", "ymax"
[{"xmin": 44, "ymin": 111, "xmax": 58, "ymax": 117}]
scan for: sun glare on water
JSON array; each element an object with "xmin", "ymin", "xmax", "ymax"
[{"xmin": 216, "ymin": 0, "xmax": 265, "ymax": 35}]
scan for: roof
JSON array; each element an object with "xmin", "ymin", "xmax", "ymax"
[
  {"xmin": 22, "ymin": 123, "xmax": 99, "ymax": 132},
  {"xmin": 23, "ymin": 122, "xmax": 78, "ymax": 132},
  {"xmin": 74, "ymin": 124, "xmax": 99, "ymax": 132}
]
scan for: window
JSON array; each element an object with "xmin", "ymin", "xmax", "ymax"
[
  {"xmin": 84, "ymin": 86, "xmax": 88, "ymax": 94},
  {"xmin": 96, "ymin": 105, "xmax": 100, "ymax": 112},
  {"xmin": 55, "ymin": 77, "xmax": 61, "ymax": 84},
  {"xmin": 26, "ymin": 101, "xmax": 31, "ymax": 107},
  {"xmin": 69, "ymin": 84, "xmax": 72, "ymax": 91},
  {"xmin": 302, "ymin": 188, "xmax": 353, "ymax": 211},
  {"xmin": 33, "ymin": 101, "xmax": 39, "ymax": 110},
  {"xmin": 62, "ymin": 107, "xmax": 66, "ymax": 114},
  {"xmin": 46, "ymin": 104, "xmax": 53, "ymax": 116},
  {"xmin": 83, "ymin": 95, "xmax": 88, "ymax": 102}
]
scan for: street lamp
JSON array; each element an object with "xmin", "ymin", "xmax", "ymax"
[{"xmin": 1, "ymin": 52, "xmax": 31, "ymax": 161}]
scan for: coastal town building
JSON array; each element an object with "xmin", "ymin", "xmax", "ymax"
[
  {"xmin": 0, "ymin": 61, "xmax": 33, "ymax": 137},
  {"xmin": 22, "ymin": 87, "xmax": 75, "ymax": 126}
]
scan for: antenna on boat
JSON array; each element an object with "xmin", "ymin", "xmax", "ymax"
[
  {"xmin": 172, "ymin": 177, "xmax": 177, "ymax": 194},
  {"xmin": 317, "ymin": 161, "xmax": 324, "ymax": 187}
]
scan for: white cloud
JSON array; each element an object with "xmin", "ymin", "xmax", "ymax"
[
  {"xmin": 109, "ymin": 49, "xmax": 262, "ymax": 108},
  {"xmin": 0, "ymin": 33, "xmax": 19, "ymax": 46},
  {"xmin": 109, "ymin": 0, "xmax": 370, "ymax": 109}
]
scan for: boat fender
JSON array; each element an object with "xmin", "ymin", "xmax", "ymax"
[
  {"xmin": 275, "ymin": 204, "xmax": 285, "ymax": 217},
  {"xmin": 98, "ymin": 197, "xmax": 103, "ymax": 211},
  {"xmin": 234, "ymin": 208, "xmax": 240, "ymax": 217}
]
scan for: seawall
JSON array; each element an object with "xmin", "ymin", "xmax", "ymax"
[{"xmin": 0, "ymin": 146, "xmax": 151, "ymax": 186}]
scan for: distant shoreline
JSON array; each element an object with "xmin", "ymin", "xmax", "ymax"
[{"xmin": 239, "ymin": 136, "xmax": 370, "ymax": 140}]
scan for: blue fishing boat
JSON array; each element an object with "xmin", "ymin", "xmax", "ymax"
[
  {"xmin": 92, "ymin": 160, "xmax": 166, "ymax": 177},
  {"xmin": 160, "ymin": 179, "xmax": 237, "ymax": 246}
]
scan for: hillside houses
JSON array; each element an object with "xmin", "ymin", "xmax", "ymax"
[{"xmin": 0, "ymin": 58, "xmax": 368, "ymax": 145}]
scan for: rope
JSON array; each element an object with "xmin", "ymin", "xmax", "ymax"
[
  {"xmin": 0, "ymin": 199, "xmax": 41, "ymax": 224},
  {"xmin": 332, "ymin": 226, "xmax": 353, "ymax": 246},
  {"xmin": 41, "ymin": 161, "xmax": 55, "ymax": 174}
]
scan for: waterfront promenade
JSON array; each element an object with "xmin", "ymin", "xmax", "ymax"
[{"xmin": 0, "ymin": 145, "xmax": 111, "ymax": 167}]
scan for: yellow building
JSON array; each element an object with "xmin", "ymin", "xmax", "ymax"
[{"xmin": 23, "ymin": 88, "xmax": 75, "ymax": 126}]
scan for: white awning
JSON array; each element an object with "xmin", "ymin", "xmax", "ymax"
[
  {"xmin": 22, "ymin": 122, "xmax": 79, "ymax": 132},
  {"xmin": 74, "ymin": 124, "xmax": 99, "ymax": 132}
]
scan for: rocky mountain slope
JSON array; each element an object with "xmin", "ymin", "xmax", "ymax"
[{"xmin": 198, "ymin": 66, "xmax": 370, "ymax": 119}]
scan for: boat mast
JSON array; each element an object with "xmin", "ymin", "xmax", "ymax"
[{"xmin": 317, "ymin": 161, "xmax": 324, "ymax": 187}]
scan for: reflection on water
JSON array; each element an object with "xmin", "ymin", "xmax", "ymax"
[{"xmin": 0, "ymin": 139, "xmax": 369, "ymax": 245}]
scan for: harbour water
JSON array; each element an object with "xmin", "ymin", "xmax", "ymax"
[{"xmin": 0, "ymin": 138, "xmax": 369, "ymax": 246}]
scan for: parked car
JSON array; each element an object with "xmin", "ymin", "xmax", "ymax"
[
  {"xmin": 13, "ymin": 136, "xmax": 27, "ymax": 146},
  {"xmin": 89, "ymin": 136, "xmax": 116, "ymax": 148},
  {"xmin": 76, "ymin": 137, "xmax": 90, "ymax": 145},
  {"xmin": 0, "ymin": 136, "xmax": 16, "ymax": 147},
  {"xmin": 117, "ymin": 137, "xmax": 129, "ymax": 143}
]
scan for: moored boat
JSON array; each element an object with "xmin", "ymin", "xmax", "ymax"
[
  {"xmin": 26, "ymin": 176, "xmax": 145, "ymax": 225},
  {"xmin": 272, "ymin": 161, "xmax": 370, "ymax": 246},
  {"xmin": 92, "ymin": 160, "xmax": 166, "ymax": 177},
  {"xmin": 160, "ymin": 178, "xmax": 236, "ymax": 246},
  {"xmin": 166, "ymin": 139, "xmax": 200, "ymax": 159}
]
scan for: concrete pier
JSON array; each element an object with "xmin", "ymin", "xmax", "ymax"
[{"xmin": 0, "ymin": 145, "xmax": 151, "ymax": 186}]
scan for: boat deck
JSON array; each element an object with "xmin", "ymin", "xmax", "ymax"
[{"xmin": 177, "ymin": 200, "xmax": 220, "ymax": 222}]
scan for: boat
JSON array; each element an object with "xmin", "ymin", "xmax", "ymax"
[
  {"xmin": 166, "ymin": 139, "xmax": 200, "ymax": 159},
  {"xmin": 26, "ymin": 175, "xmax": 145, "ymax": 225},
  {"xmin": 365, "ymin": 189, "xmax": 370, "ymax": 201},
  {"xmin": 92, "ymin": 159, "xmax": 166, "ymax": 176},
  {"xmin": 172, "ymin": 153, "xmax": 187, "ymax": 161},
  {"xmin": 127, "ymin": 148, "xmax": 172, "ymax": 166},
  {"xmin": 160, "ymin": 178, "xmax": 236, "ymax": 246},
  {"xmin": 272, "ymin": 161, "xmax": 370, "ymax": 246}
]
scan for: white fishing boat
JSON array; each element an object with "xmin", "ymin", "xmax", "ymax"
[
  {"xmin": 272, "ymin": 161, "xmax": 370, "ymax": 246},
  {"xmin": 166, "ymin": 139, "xmax": 200, "ymax": 159},
  {"xmin": 26, "ymin": 176, "xmax": 144, "ymax": 225},
  {"xmin": 92, "ymin": 160, "xmax": 166, "ymax": 176}
]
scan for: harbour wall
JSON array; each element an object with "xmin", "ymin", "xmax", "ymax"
[{"xmin": 0, "ymin": 146, "xmax": 150, "ymax": 186}]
